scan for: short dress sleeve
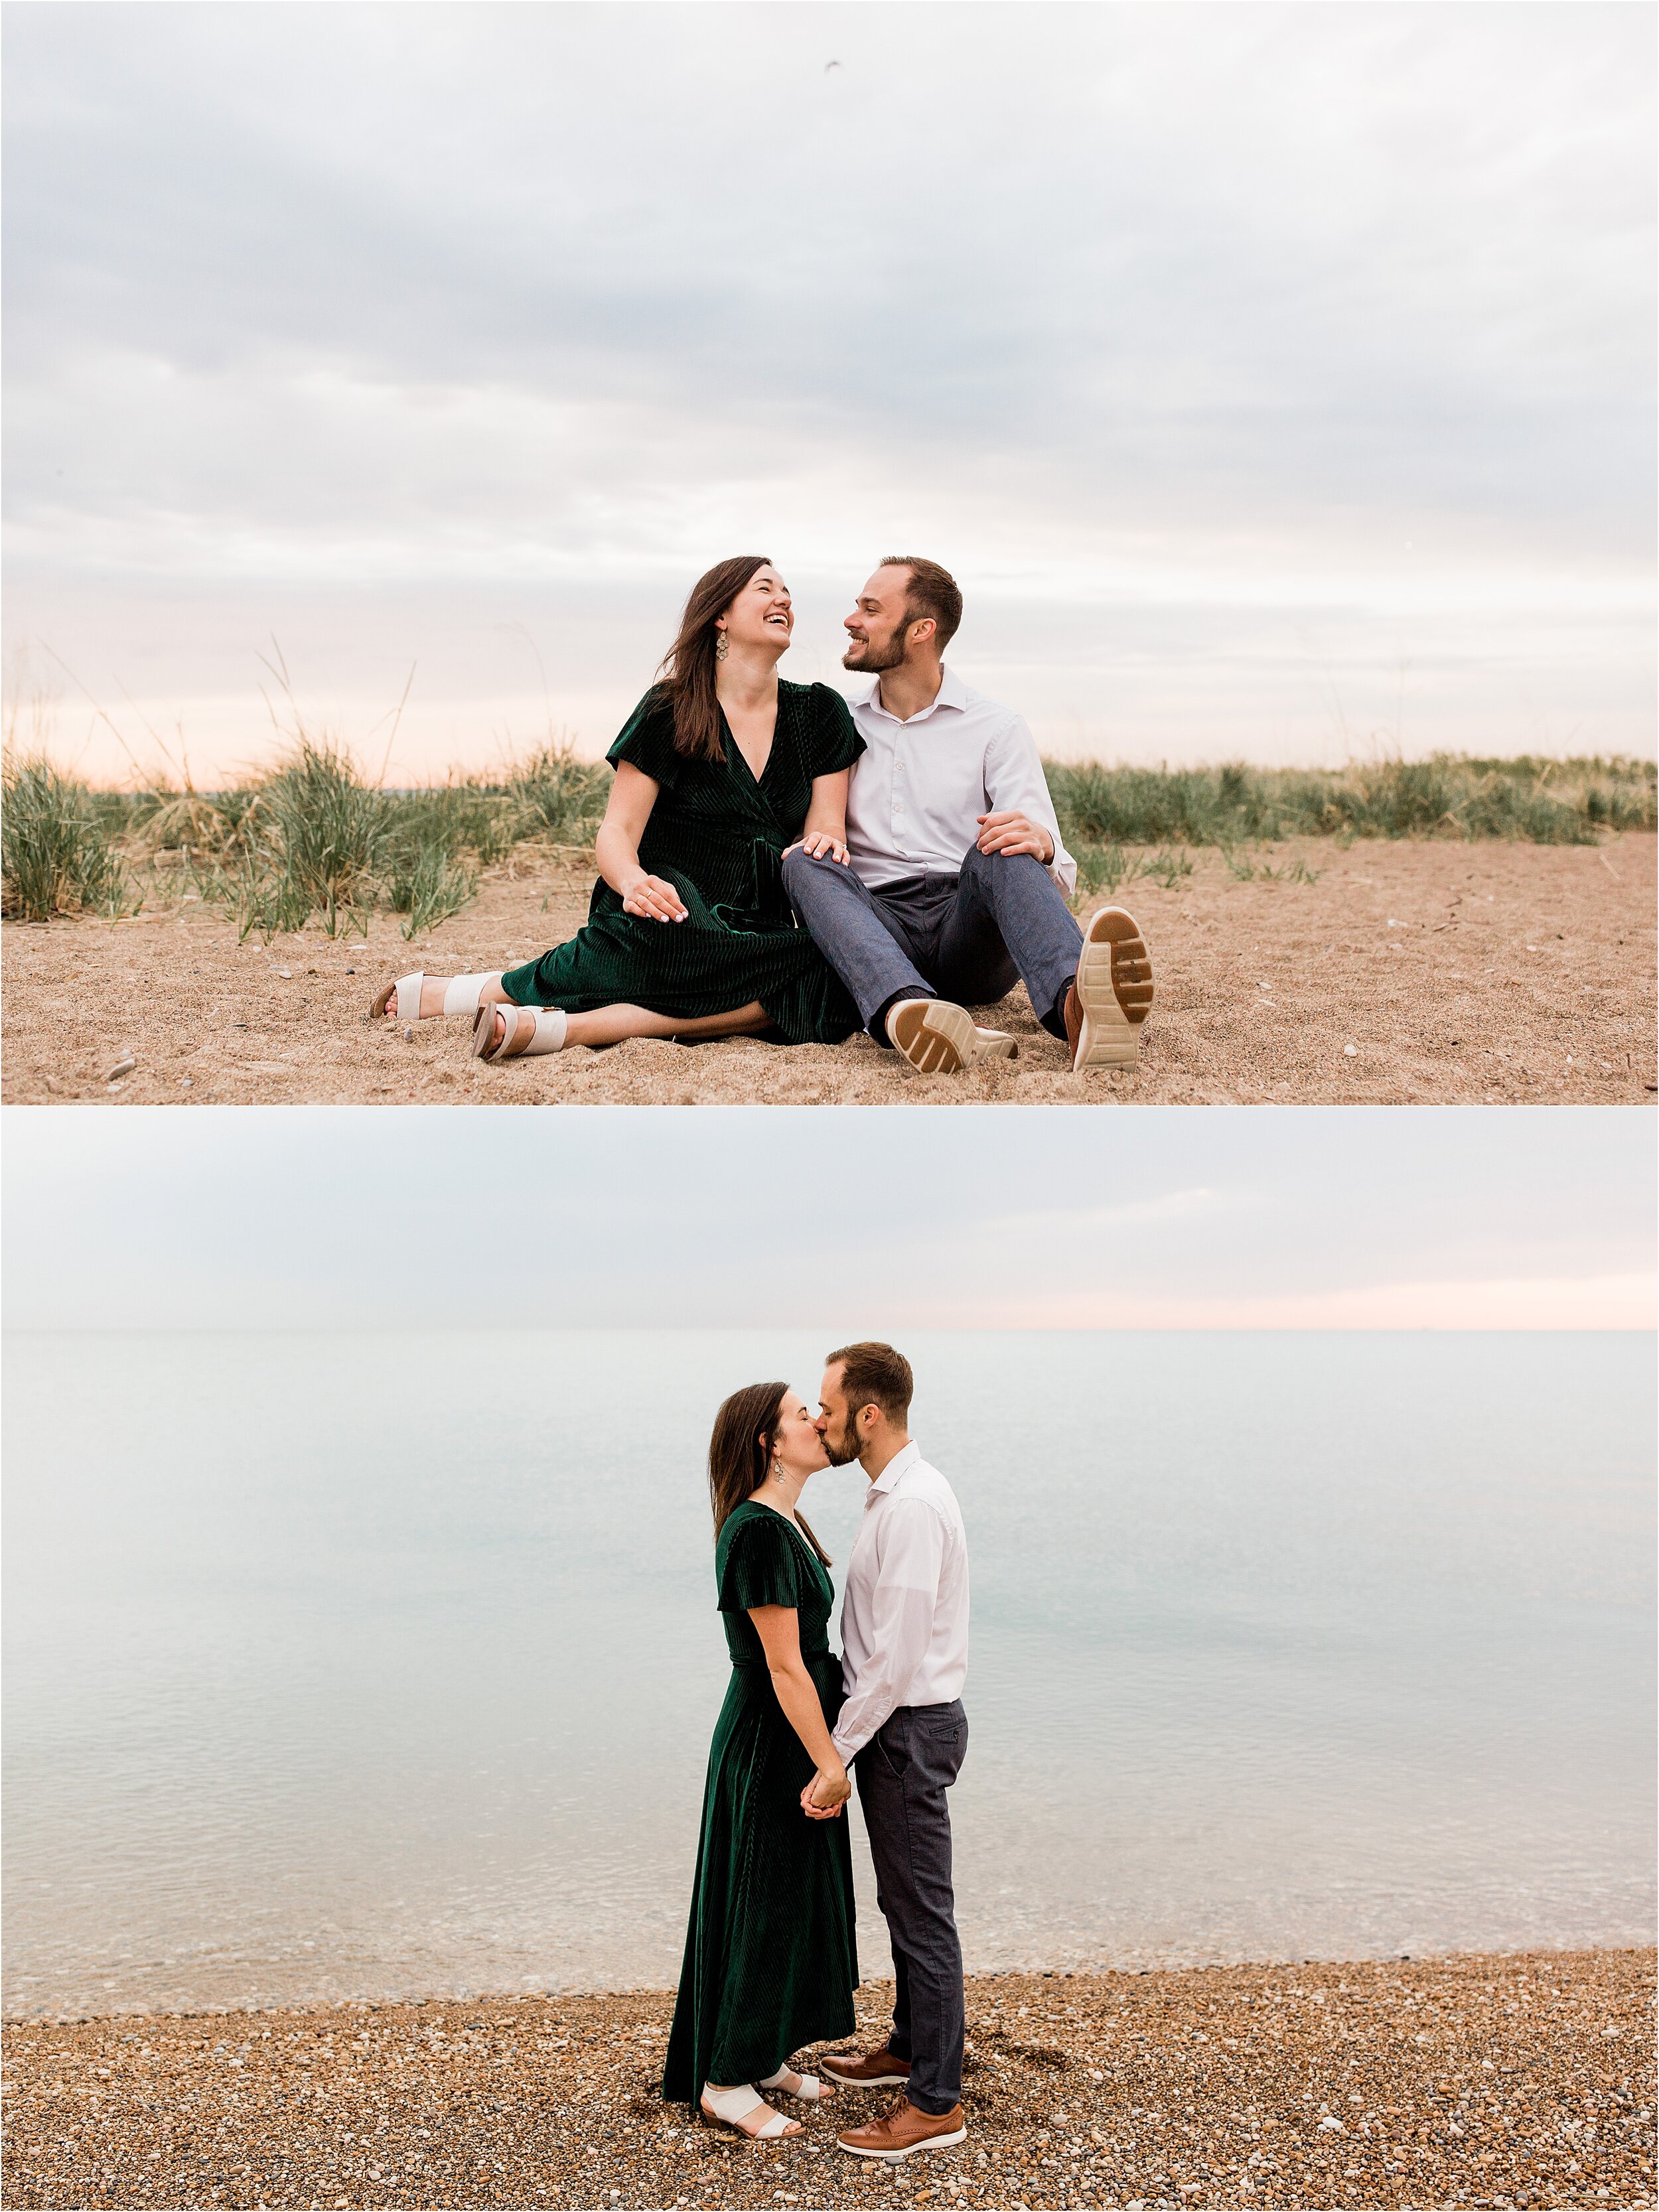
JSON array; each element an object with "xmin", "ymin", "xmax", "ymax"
[
  {"xmin": 717, "ymin": 1511, "xmax": 807, "ymax": 1613},
  {"xmin": 808, "ymin": 685, "xmax": 865, "ymax": 779},
  {"xmin": 607, "ymin": 687, "xmax": 682, "ymax": 788}
]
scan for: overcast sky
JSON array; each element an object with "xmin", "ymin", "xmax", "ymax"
[
  {"xmin": 3, "ymin": 3, "xmax": 1654, "ymax": 782},
  {"xmin": 5, "ymin": 1106, "xmax": 1652, "ymax": 1332}
]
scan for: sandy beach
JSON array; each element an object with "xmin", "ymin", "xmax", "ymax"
[
  {"xmin": 3, "ymin": 835, "xmax": 1653, "ymax": 1108},
  {"xmin": 3, "ymin": 1951, "xmax": 1651, "ymax": 2210}
]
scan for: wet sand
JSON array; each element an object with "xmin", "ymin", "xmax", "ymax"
[
  {"xmin": 2, "ymin": 835, "xmax": 1653, "ymax": 1107},
  {"xmin": 4, "ymin": 1951, "xmax": 1652, "ymax": 2209}
]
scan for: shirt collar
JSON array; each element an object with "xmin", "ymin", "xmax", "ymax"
[
  {"xmin": 868, "ymin": 1439, "xmax": 921, "ymax": 1499},
  {"xmin": 858, "ymin": 665, "xmax": 967, "ymax": 726}
]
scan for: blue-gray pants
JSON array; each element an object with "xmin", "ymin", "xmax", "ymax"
[
  {"xmin": 781, "ymin": 843, "xmax": 1083, "ymax": 1044},
  {"xmin": 855, "ymin": 1701, "xmax": 969, "ymax": 2114}
]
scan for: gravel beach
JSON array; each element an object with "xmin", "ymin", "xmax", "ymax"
[
  {"xmin": 3, "ymin": 834, "xmax": 1653, "ymax": 1107},
  {"xmin": 4, "ymin": 1951, "xmax": 1652, "ymax": 2210}
]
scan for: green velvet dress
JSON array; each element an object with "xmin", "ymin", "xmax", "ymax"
[
  {"xmin": 662, "ymin": 1501, "xmax": 859, "ymax": 2105},
  {"xmin": 500, "ymin": 681, "xmax": 865, "ymax": 1044}
]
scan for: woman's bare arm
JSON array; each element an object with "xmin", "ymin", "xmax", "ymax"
[
  {"xmin": 791, "ymin": 769, "xmax": 851, "ymax": 864},
  {"xmin": 595, "ymin": 762, "xmax": 689, "ymax": 921},
  {"xmin": 749, "ymin": 1603, "xmax": 851, "ymax": 1812}
]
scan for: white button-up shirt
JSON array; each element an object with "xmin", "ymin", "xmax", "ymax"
[
  {"xmin": 832, "ymin": 1440, "xmax": 970, "ymax": 1763},
  {"xmin": 845, "ymin": 665, "xmax": 1076, "ymax": 898}
]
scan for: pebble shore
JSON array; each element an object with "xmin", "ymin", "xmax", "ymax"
[{"xmin": 5, "ymin": 1951, "xmax": 1652, "ymax": 2210}]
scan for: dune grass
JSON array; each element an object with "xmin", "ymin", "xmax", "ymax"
[
  {"xmin": 1, "ymin": 756, "xmax": 136, "ymax": 922},
  {"xmin": 1043, "ymin": 753, "xmax": 1656, "ymax": 851},
  {"xmin": 4, "ymin": 745, "xmax": 1650, "ymax": 935},
  {"xmin": 49, "ymin": 740, "xmax": 613, "ymax": 940}
]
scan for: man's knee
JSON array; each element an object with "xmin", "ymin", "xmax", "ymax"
[
  {"xmin": 962, "ymin": 839, "xmax": 1052, "ymax": 888},
  {"xmin": 782, "ymin": 843, "xmax": 853, "ymax": 900},
  {"xmin": 782, "ymin": 844, "xmax": 835, "ymax": 918}
]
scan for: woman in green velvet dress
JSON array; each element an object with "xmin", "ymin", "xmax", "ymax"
[
  {"xmin": 370, "ymin": 556, "xmax": 865, "ymax": 1058},
  {"xmin": 662, "ymin": 1383, "xmax": 859, "ymax": 2140}
]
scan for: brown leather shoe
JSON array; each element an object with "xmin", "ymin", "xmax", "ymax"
[
  {"xmin": 837, "ymin": 2093, "xmax": 968, "ymax": 2162},
  {"xmin": 820, "ymin": 2042, "xmax": 911, "ymax": 2089}
]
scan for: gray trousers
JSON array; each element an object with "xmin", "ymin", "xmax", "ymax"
[
  {"xmin": 855, "ymin": 1701, "xmax": 969, "ymax": 2114},
  {"xmin": 781, "ymin": 843, "xmax": 1084, "ymax": 1042}
]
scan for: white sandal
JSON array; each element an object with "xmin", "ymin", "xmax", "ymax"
[
  {"xmin": 472, "ymin": 1003, "xmax": 568, "ymax": 1063},
  {"xmin": 699, "ymin": 2083, "xmax": 800, "ymax": 2140},
  {"xmin": 760, "ymin": 2065, "xmax": 833, "ymax": 2101},
  {"xmin": 370, "ymin": 972, "xmax": 502, "ymax": 1022}
]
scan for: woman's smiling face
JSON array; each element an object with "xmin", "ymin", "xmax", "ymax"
[
  {"xmin": 768, "ymin": 1388, "xmax": 830, "ymax": 1481},
  {"xmin": 718, "ymin": 566, "xmax": 794, "ymax": 657}
]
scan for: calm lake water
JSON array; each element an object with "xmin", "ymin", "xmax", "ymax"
[{"xmin": 4, "ymin": 1329, "xmax": 1652, "ymax": 2020}]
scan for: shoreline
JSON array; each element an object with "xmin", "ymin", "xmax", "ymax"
[{"xmin": 5, "ymin": 1949, "xmax": 1652, "ymax": 2209}]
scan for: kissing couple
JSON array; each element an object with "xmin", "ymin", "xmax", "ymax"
[
  {"xmin": 658, "ymin": 1344, "xmax": 972, "ymax": 2168},
  {"xmin": 372, "ymin": 555, "xmax": 1153, "ymax": 1075}
]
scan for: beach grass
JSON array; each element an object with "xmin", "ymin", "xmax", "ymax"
[
  {"xmin": 1043, "ymin": 752, "xmax": 1656, "ymax": 851},
  {"xmin": 3, "ymin": 740, "xmax": 611, "ymax": 939},
  {"xmin": 5, "ymin": 744, "xmax": 1650, "ymax": 937},
  {"xmin": 1, "ymin": 756, "xmax": 137, "ymax": 922}
]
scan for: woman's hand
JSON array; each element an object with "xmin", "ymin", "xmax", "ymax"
[
  {"xmin": 800, "ymin": 1762, "xmax": 851, "ymax": 1819},
  {"xmin": 620, "ymin": 872, "xmax": 689, "ymax": 923},
  {"xmin": 797, "ymin": 830, "xmax": 849, "ymax": 865}
]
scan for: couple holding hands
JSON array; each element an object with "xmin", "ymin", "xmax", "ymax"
[
  {"xmin": 372, "ymin": 555, "xmax": 1153, "ymax": 1074},
  {"xmin": 661, "ymin": 1344, "xmax": 972, "ymax": 2168}
]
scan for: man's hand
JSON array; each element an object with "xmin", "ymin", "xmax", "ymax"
[
  {"xmin": 619, "ymin": 872, "xmax": 689, "ymax": 922},
  {"xmin": 800, "ymin": 1763, "xmax": 851, "ymax": 1819},
  {"xmin": 976, "ymin": 809, "xmax": 1054, "ymax": 863}
]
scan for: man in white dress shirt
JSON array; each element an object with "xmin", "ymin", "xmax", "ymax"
[
  {"xmin": 780, "ymin": 557, "xmax": 1153, "ymax": 1074},
  {"xmin": 804, "ymin": 1342, "xmax": 972, "ymax": 2165}
]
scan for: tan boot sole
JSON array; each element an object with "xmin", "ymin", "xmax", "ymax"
[
  {"xmin": 888, "ymin": 999, "xmax": 975, "ymax": 1074},
  {"xmin": 1073, "ymin": 907, "xmax": 1153, "ymax": 1070},
  {"xmin": 971, "ymin": 1026, "xmax": 1019, "ymax": 1062}
]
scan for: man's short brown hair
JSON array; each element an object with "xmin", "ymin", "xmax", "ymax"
[
  {"xmin": 825, "ymin": 1340, "xmax": 914, "ymax": 1426},
  {"xmin": 879, "ymin": 556, "xmax": 963, "ymax": 652}
]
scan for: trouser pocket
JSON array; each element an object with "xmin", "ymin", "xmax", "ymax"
[{"xmin": 906, "ymin": 1702, "xmax": 968, "ymax": 1787}]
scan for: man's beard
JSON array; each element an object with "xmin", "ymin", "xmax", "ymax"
[
  {"xmin": 821, "ymin": 1428, "xmax": 863, "ymax": 1467},
  {"xmin": 843, "ymin": 627, "xmax": 906, "ymax": 673}
]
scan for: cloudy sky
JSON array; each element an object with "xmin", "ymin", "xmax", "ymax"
[
  {"xmin": 3, "ymin": 3, "xmax": 1653, "ymax": 783},
  {"xmin": 5, "ymin": 1105, "xmax": 1652, "ymax": 1332}
]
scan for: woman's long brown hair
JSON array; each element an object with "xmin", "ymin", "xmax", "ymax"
[
  {"xmin": 707, "ymin": 1381, "xmax": 831, "ymax": 1567},
  {"xmin": 657, "ymin": 555, "xmax": 772, "ymax": 764}
]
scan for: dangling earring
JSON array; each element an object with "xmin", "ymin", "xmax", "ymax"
[{"xmin": 714, "ymin": 630, "xmax": 729, "ymax": 662}]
